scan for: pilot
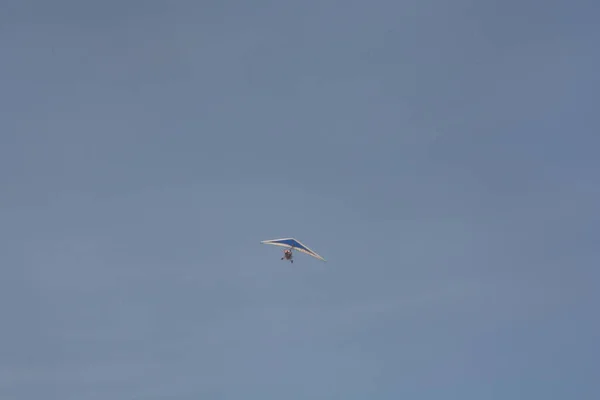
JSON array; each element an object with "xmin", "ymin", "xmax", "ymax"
[{"xmin": 282, "ymin": 249, "xmax": 293, "ymax": 262}]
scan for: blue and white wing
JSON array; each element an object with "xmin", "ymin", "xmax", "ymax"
[{"xmin": 261, "ymin": 238, "xmax": 326, "ymax": 262}]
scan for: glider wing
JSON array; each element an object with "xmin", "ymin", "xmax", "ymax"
[{"xmin": 261, "ymin": 237, "xmax": 326, "ymax": 262}]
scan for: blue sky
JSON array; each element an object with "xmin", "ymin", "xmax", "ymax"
[{"xmin": 1, "ymin": 0, "xmax": 598, "ymax": 398}]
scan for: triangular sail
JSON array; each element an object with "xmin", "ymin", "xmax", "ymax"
[{"xmin": 261, "ymin": 238, "xmax": 326, "ymax": 262}]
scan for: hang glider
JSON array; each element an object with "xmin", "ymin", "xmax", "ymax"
[{"xmin": 261, "ymin": 238, "xmax": 326, "ymax": 262}]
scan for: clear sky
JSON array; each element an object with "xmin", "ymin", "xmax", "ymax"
[{"xmin": 1, "ymin": 1, "xmax": 598, "ymax": 399}]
